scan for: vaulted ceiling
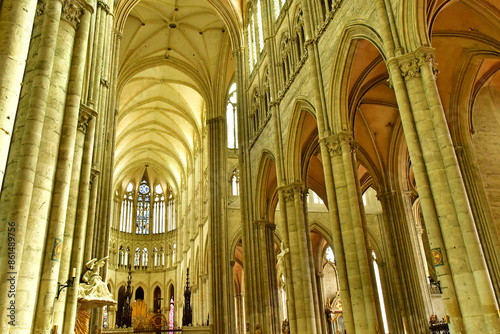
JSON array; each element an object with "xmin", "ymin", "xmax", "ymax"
[{"xmin": 113, "ymin": 0, "xmax": 240, "ymax": 194}]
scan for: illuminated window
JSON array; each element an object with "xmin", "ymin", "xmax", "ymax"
[
  {"xmin": 231, "ymin": 169, "xmax": 239, "ymax": 196},
  {"xmin": 325, "ymin": 246, "xmax": 335, "ymax": 263},
  {"xmin": 257, "ymin": 0, "xmax": 264, "ymax": 52},
  {"xmin": 136, "ymin": 180, "xmax": 150, "ymax": 235},
  {"xmin": 142, "ymin": 248, "xmax": 148, "ymax": 268},
  {"xmin": 372, "ymin": 251, "xmax": 389, "ymax": 333},
  {"xmin": 274, "ymin": 0, "xmax": 285, "ymax": 19},
  {"xmin": 120, "ymin": 183, "xmax": 134, "ymax": 233},
  {"xmin": 167, "ymin": 187, "xmax": 176, "ymax": 232},
  {"xmin": 134, "ymin": 247, "xmax": 140, "ymax": 268},
  {"xmin": 227, "ymin": 83, "xmax": 238, "ymax": 149},
  {"xmin": 154, "ymin": 184, "xmax": 165, "ymax": 234}
]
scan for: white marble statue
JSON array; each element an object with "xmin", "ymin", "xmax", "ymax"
[{"xmin": 78, "ymin": 256, "xmax": 113, "ymax": 301}]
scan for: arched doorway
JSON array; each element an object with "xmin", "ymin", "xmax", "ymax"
[
  {"xmin": 154, "ymin": 286, "xmax": 162, "ymax": 313},
  {"xmin": 135, "ymin": 287, "xmax": 145, "ymax": 301},
  {"xmin": 116, "ymin": 286, "xmax": 126, "ymax": 327}
]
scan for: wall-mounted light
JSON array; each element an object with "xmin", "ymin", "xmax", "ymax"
[{"xmin": 56, "ymin": 267, "xmax": 76, "ymax": 300}]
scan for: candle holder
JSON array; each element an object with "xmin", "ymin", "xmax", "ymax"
[{"xmin": 56, "ymin": 268, "xmax": 77, "ymax": 300}]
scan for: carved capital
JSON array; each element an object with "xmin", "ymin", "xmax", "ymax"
[
  {"xmin": 399, "ymin": 57, "xmax": 421, "ymax": 80},
  {"xmin": 279, "ymin": 182, "xmax": 305, "ymax": 203},
  {"xmin": 321, "ymin": 132, "xmax": 354, "ymax": 158},
  {"xmin": 253, "ymin": 219, "xmax": 275, "ymax": 231},
  {"xmin": 89, "ymin": 167, "xmax": 100, "ymax": 190},
  {"xmin": 100, "ymin": 77, "xmax": 109, "ymax": 88},
  {"xmin": 376, "ymin": 190, "xmax": 395, "ymax": 202},
  {"xmin": 398, "ymin": 47, "xmax": 438, "ymax": 80},
  {"xmin": 61, "ymin": 0, "xmax": 84, "ymax": 29},
  {"xmin": 36, "ymin": 0, "xmax": 45, "ymax": 20},
  {"xmin": 78, "ymin": 104, "xmax": 96, "ymax": 134},
  {"xmin": 97, "ymin": 0, "xmax": 111, "ymax": 14}
]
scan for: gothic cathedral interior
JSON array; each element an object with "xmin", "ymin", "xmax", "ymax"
[{"xmin": 0, "ymin": 0, "xmax": 500, "ymax": 334}]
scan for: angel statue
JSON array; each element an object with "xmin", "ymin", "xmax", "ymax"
[{"xmin": 78, "ymin": 256, "xmax": 113, "ymax": 301}]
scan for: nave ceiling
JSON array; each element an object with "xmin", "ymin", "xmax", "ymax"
[{"xmin": 114, "ymin": 0, "xmax": 240, "ymax": 193}]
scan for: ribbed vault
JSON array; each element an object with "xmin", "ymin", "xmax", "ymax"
[{"xmin": 114, "ymin": 0, "xmax": 239, "ymax": 192}]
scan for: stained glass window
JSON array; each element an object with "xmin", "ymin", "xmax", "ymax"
[
  {"xmin": 136, "ymin": 180, "xmax": 150, "ymax": 235},
  {"xmin": 103, "ymin": 305, "xmax": 108, "ymax": 328},
  {"xmin": 169, "ymin": 296, "xmax": 175, "ymax": 329}
]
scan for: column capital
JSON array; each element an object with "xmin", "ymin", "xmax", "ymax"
[
  {"xmin": 36, "ymin": 1, "xmax": 45, "ymax": 20},
  {"xmin": 320, "ymin": 131, "xmax": 355, "ymax": 157},
  {"xmin": 206, "ymin": 115, "xmax": 225, "ymax": 126},
  {"xmin": 97, "ymin": 0, "xmax": 111, "ymax": 14},
  {"xmin": 78, "ymin": 104, "xmax": 97, "ymax": 133},
  {"xmin": 397, "ymin": 46, "xmax": 438, "ymax": 80},
  {"xmin": 253, "ymin": 219, "xmax": 276, "ymax": 230},
  {"xmin": 278, "ymin": 182, "xmax": 305, "ymax": 203},
  {"xmin": 376, "ymin": 190, "xmax": 396, "ymax": 201},
  {"xmin": 61, "ymin": 0, "xmax": 85, "ymax": 28}
]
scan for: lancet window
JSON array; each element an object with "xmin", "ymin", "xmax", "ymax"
[
  {"xmin": 153, "ymin": 184, "xmax": 165, "ymax": 234},
  {"xmin": 142, "ymin": 248, "xmax": 148, "ymax": 268},
  {"xmin": 167, "ymin": 187, "xmax": 176, "ymax": 232},
  {"xmin": 274, "ymin": 0, "xmax": 285, "ymax": 18},
  {"xmin": 136, "ymin": 180, "xmax": 150, "ymax": 235},
  {"xmin": 134, "ymin": 247, "xmax": 141, "ymax": 268},
  {"xmin": 227, "ymin": 82, "xmax": 238, "ymax": 149},
  {"xmin": 280, "ymin": 32, "xmax": 292, "ymax": 87},
  {"xmin": 120, "ymin": 182, "xmax": 134, "ymax": 233},
  {"xmin": 293, "ymin": 6, "xmax": 306, "ymax": 61},
  {"xmin": 231, "ymin": 169, "xmax": 239, "ymax": 196}
]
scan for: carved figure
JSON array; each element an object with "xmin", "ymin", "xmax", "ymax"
[
  {"xmin": 78, "ymin": 256, "xmax": 113, "ymax": 301},
  {"xmin": 277, "ymin": 244, "xmax": 289, "ymax": 287}
]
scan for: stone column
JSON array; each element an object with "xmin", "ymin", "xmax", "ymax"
[
  {"xmin": 299, "ymin": 1, "xmax": 357, "ymax": 332},
  {"xmin": 255, "ymin": 219, "xmax": 280, "ymax": 334},
  {"xmin": 377, "ymin": 190, "xmax": 427, "ymax": 333},
  {"xmin": 207, "ymin": 115, "xmax": 233, "ymax": 333},
  {"xmin": 396, "ymin": 47, "xmax": 500, "ymax": 333},
  {"xmin": 63, "ymin": 112, "xmax": 97, "ymax": 334},
  {"xmin": 0, "ymin": 1, "xmax": 45, "ymax": 259},
  {"xmin": 235, "ymin": 293, "xmax": 245, "ymax": 334},
  {"xmin": 323, "ymin": 133, "xmax": 378, "ymax": 334},
  {"xmin": 0, "ymin": 1, "xmax": 64, "ymax": 330},
  {"xmin": 0, "ymin": 0, "xmax": 37, "ymax": 188},
  {"xmin": 279, "ymin": 183, "xmax": 318, "ymax": 334},
  {"xmin": 32, "ymin": 3, "xmax": 92, "ymax": 333}
]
